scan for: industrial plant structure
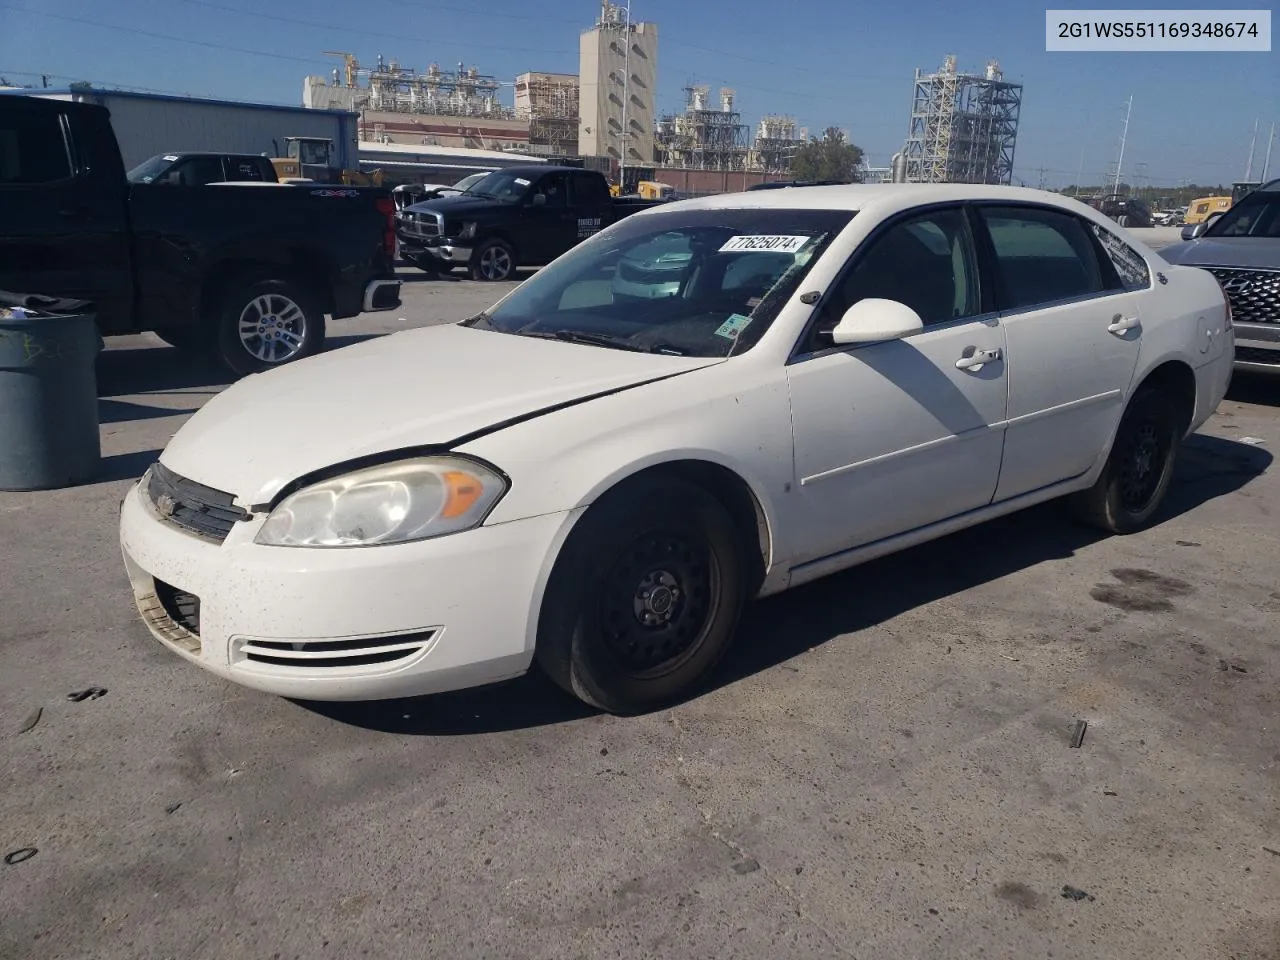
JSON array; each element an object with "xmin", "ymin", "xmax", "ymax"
[
  {"xmin": 901, "ymin": 56, "xmax": 1022, "ymax": 185},
  {"xmin": 748, "ymin": 115, "xmax": 807, "ymax": 175},
  {"xmin": 578, "ymin": 0, "xmax": 658, "ymax": 165},
  {"xmin": 515, "ymin": 72, "xmax": 580, "ymax": 156},
  {"xmin": 303, "ymin": 53, "xmax": 529, "ymax": 152},
  {"xmin": 654, "ymin": 86, "xmax": 749, "ymax": 171}
]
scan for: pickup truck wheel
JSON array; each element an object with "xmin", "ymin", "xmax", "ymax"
[
  {"xmin": 469, "ymin": 239, "xmax": 516, "ymax": 282},
  {"xmin": 535, "ymin": 478, "xmax": 747, "ymax": 714},
  {"xmin": 215, "ymin": 277, "xmax": 325, "ymax": 377}
]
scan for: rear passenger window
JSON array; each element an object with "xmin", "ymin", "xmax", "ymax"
[
  {"xmin": 1088, "ymin": 222, "xmax": 1150, "ymax": 289},
  {"xmin": 230, "ymin": 158, "xmax": 267, "ymax": 181},
  {"xmin": 0, "ymin": 110, "xmax": 72, "ymax": 184},
  {"xmin": 981, "ymin": 207, "xmax": 1106, "ymax": 310}
]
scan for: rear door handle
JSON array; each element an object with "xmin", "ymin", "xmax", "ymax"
[
  {"xmin": 955, "ymin": 347, "xmax": 1002, "ymax": 371},
  {"xmin": 1107, "ymin": 313, "xmax": 1140, "ymax": 334}
]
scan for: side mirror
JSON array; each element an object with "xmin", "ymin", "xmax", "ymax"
[
  {"xmin": 1181, "ymin": 222, "xmax": 1207, "ymax": 241},
  {"xmin": 530, "ymin": 193, "xmax": 546, "ymax": 207},
  {"xmin": 831, "ymin": 298, "xmax": 924, "ymax": 345}
]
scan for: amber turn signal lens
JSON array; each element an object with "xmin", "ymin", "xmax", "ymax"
[{"xmin": 441, "ymin": 470, "xmax": 485, "ymax": 518}]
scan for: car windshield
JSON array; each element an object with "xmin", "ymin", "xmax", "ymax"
[
  {"xmin": 467, "ymin": 207, "xmax": 855, "ymax": 357},
  {"xmin": 127, "ymin": 155, "xmax": 176, "ymax": 183},
  {"xmin": 460, "ymin": 170, "xmax": 536, "ymax": 201},
  {"xmin": 454, "ymin": 172, "xmax": 487, "ymax": 192},
  {"xmin": 1206, "ymin": 194, "xmax": 1280, "ymax": 237}
]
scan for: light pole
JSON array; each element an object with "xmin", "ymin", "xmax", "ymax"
[{"xmin": 618, "ymin": 0, "xmax": 631, "ymax": 193}]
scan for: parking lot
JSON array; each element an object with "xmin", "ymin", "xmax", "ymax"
[{"xmin": 3, "ymin": 232, "xmax": 1279, "ymax": 960}]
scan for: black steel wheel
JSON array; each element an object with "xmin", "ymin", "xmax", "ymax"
[
  {"xmin": 536, "ymin": 478, "xmax": 748, "ymax": 714},
  {"xmin": 1070, "ymin": 386, "xmax": 1182, "ymax": 534}
]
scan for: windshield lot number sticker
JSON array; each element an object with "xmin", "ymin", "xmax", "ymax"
[
  {"xmin": 715, "ymin": 313, "xmax": 753, "ymax": 340},
  {"xmin": 578, "ymin": 217, "xmax": 602, "ymax": 238},
  {"xmin": 719, "ymin": 235, "xmax": 810, "ymax": 253}
]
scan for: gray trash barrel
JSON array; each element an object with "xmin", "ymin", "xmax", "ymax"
[{"xmin": 0, "ymin": 294, "xmax": 102, "ymax": 491}]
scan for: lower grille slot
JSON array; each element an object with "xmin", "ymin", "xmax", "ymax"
[
  {"xmin": 1235, "ymin": 345, "xmax": 1280, "ymax": 366},
  {"xmin": 237, "ymin": 631, "xmax": 436, "ymax": 670},
  {"xmin": 156, "ymin": 580, "xmax": 201, "ymax": 635}
]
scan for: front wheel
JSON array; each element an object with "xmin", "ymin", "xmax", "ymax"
[
  {"xmin": 468, "ymin": 239, "xmax": 516, "ymax": 282},
  {"xmin": 536, "ymin": 479, "xmax": 747, "ymax": 714},
  {"xmin": 1070, "ymin": 387, "xmax": 1182, "ymax": 534},
  {"xmin": 214, "ymin": 276, "xmax": 325, "ymax": 377}
]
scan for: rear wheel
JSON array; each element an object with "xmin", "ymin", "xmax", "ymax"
[
  {"xmin": 213, "ymin": 276, "xmax": 325, "ymax": 377},
  {"xmin": 469, "ymin": 239, "xmax": 516, "ymax": 282},
  {"xmin": 1070, "ymin": 387, "xmax": 1182, "ymax": 534},
  {"xmin": 536, "ymin": 479, "xmax": 747, "ymax": 714}
]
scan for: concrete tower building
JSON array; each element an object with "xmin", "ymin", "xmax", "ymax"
[{"xmin": 578, "ymin": 0, "xmax": 658, "ymax": 164}]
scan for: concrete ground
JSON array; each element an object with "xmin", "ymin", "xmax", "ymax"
[{"xmin": 1, "ymin": 267, "xmax": 1277, "ymax": 960}]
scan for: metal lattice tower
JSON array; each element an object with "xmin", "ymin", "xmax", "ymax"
[
  {"xmin": 654, "ymin": 85, "xmax": 750, "ymax": 171},
  {"xmin": 903, "ymin": 56, "xmax": 1021, "ymax": 185},
  {"xmin": 516, "ymin": 72, "xmax": 580, "ymax": 156},
  {"xmin": 748, "ymin": 115, "xmax": 804, "ymax": 174}
]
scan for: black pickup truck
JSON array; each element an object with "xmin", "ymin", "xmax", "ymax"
[
  {"xmin": 0, "ymin": 95, "xmax": 401, "ymax": 375},
  {"xmin": 395, "ymin": 165, "xmax": 664, "ymax": 281}
]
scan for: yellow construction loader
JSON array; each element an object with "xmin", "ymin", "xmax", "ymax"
[{"xmin": 269, "ymin": 136, "xmax": 383, "ymax": 186}]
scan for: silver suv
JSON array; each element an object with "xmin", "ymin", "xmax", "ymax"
[{"xmin": 1159, "ymin": 179, "xmax": 1280, "ymax": 373}]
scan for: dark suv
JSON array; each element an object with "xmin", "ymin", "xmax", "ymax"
[{"xmin": 1096, "ymin": 194, "xmax": 1153, "ymax": 228}]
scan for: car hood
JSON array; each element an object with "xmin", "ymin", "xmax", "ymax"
[
  {"xmin": 404, "ymin": 195, "xmax": 506, "ymax": 217},
  {"xmin": 159, "ymin": 324, "xmax": 721, "ymax": 506},
  {"xmin": 1159, "ymin": 237, "xmax": 1280, "ymax": 268}
]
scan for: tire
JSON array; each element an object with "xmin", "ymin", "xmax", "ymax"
[
  {"xmin": 1070, "ymin": 387, "xmax": 1183, "ymax": 534},
  {"xmin": 1117, "ymin": 214, "xmax": 1130, "ymax": 227},
  {"xmin": 152, "ymin": 325, "xmax": 212, "ymax": 353},
  {"xmin": 535, "ymin": 478, "xmax": 748, "ymax": 714},
  {"xmin": 468, "ymin": 238, "xmax": 516, "ymax": 281},
  {"xmin": 213, "ymin": 276, "xmax": 326, "ymax": 377}
]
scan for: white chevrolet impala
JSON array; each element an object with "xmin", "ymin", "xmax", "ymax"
[{"xmin": 119, "ymin": 185, "xmax": 1234, "ymax": 713}]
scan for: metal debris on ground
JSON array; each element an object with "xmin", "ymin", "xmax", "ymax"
[
  {"xmin": 165, "ymin": 802, "xmax": 183, "ymax": 815},
  {"xmin": 732, "ymin": 858, "xmax": 761, "ymax": 874},
  {"xmin": 1069, "ymin": 719, "xmax": 1088, "ymax": 749},
  {"xmin": 66, "ymin": 687, "xmax": 107, "ymax": 702},
  {"xmin": 1238, "ymin": 436, "xmax": 1266, "ymax": 445},
  {"xmin": 4, "ymin": 847, "xmax": 37, "ymax": 865},
  {"xmin": 18, "ymin": 707, "xmax": 42, "ymax": 733},
  {"xmin": 1061, "ymin": 884, "xmax": 1095, "ymax": 902},
  {"xmin": 1104, "ymin": 790, "xmax": 1118, "ymax": 796}
]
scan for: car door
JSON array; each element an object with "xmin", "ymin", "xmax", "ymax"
[
  {"xmin": 785, "ymin": 205, "xmax": 1009, "ymax": 564},
  {"xmin": 975, "ymin": 205, "xmax": 1144, "ymax": 502},
  {"xmin": 0, "ymin": 100, "xmax": 133, "ymax": 332},
  {"xmin": 521, "ymin": 172, "xmax": 577, "ymax": 264}
]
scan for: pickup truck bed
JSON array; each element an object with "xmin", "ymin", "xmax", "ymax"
[{"xmin": 0, "ymin": 95, "xmax": 401, "ymax": 375}]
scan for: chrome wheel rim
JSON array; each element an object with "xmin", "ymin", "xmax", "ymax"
[
  {"xmin": 478, "ymin": 246, "xmax": 512, "ymax": 280},
  {"xmin": 238, "ymin": 294, "xmax": 307, "ymax": 363}
]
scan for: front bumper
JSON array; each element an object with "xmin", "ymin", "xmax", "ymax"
[
  {"xmin": 396, "ymin": 234, "xmax": 474, "ymax": 265},
  {"xmin": 119, "ymin": 479, "xmax": 577, "ymax": 701},
  {"xmin": 1232, "ymin": 321, "xmax": 1280, "ymax": 373}
]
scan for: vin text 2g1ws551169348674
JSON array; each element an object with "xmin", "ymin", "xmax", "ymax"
[{"xmin": 120, "ymin": 184, "xmax": 1233, "ymax": 714}]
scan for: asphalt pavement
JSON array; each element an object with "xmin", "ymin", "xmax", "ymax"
[{"xmin": 1, "ymin": 262, "xmax": 1277, "ymax": 960}]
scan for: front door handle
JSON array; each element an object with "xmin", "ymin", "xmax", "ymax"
[
  {"xmin": 1107, "ymin": 313, "xmax": 1140, "ymax": 334},
  {"xmin": 955, "ymin": 347, "xmax": 1002, "ymax": 371}
]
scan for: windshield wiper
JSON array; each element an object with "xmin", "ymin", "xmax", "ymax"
[{"xmin": 552, "ymin": 330, "xmax": 647, "ymax": 352}]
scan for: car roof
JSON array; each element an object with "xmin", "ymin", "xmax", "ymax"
[
  {"xmin": 643, "ymin": 183, "xmax": 1110, "ymax": 216},
  {"xmin": 154, "ymin": 152, "xmax": 267, "ymax": 159}
]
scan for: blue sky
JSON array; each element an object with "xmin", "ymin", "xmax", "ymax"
[{"xmin": 0, "ymin": 0, "xmax": 1274, "ymax": 186}]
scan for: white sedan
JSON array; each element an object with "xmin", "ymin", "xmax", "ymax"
[{"xmin": 119, "ymin": 185, "xmax": 1234, "ymax": 714}]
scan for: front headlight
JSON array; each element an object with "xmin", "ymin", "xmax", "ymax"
[{"xmin": 255, "ymin": 456, "xmax": 507, "ymax": 548}]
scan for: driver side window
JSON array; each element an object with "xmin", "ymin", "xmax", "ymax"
[{"xmin": 810, "ymin": 207, "xmax": 980, "ymax": 349}]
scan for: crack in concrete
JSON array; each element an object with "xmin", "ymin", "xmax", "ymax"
[{"xmin": 667, "ymin": 710, "xmax": 859, "ymax": 960}]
